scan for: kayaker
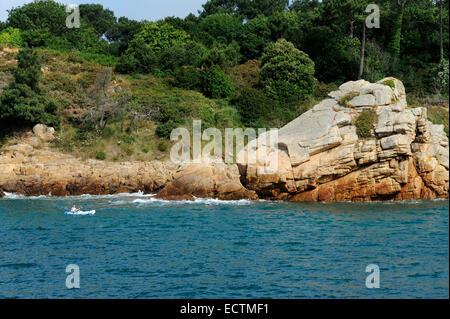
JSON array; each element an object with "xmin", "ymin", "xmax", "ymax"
[{"xmin": 71, "ymin": 205, "xmax": 79, "ymax": 213}]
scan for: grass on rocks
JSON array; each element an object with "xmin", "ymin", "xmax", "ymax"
[
  {"xmin": 338, "ymin": 91, "xmax": 360, "ymax": 108},
  {"xmin": 355, "ymin": 109, "xmax": 378, "ymax": 138}
]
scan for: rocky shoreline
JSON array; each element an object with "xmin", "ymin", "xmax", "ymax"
[
  {"xmin": 1, "ymin": 78, "xmax": 449, "ymax": 202},
  {"xmin": 236, "ymin": 77, "xmax": 449, "ymax": 201}
]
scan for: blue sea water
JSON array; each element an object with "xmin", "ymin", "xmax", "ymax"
[{"xmin": 0, "ymin": 193, "xmax": 448, "ymax": 299}]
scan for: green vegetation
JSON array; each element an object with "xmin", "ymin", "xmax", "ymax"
[
  {"xmin": 260, "ymin": 39, "xmax": 315, "ymax": 104},
  {"xmin": 234, "ymin": 88, "xmax": 274, "ymax": 126},
  {"xmin": 427, "ymin": 105, "xmax": 449, "ymax": 137},
  {"xmin": 0, "ymin": 48, "xmax": 59, "ymax": 128},
  {"xmin": 435, "ymin": 59, "xmax": 449, "ymax": 94},
  {"xmin": 381, "ymin": 79, "xmax": 396, "ymax": 90},
  {"xmin": 355, "ymin": 109, "xmax": 378, "ymax": 138},
  {"xmin": 202, "ymin": 65, "xmax": 235, "ymax": 99},
  {"xmin": 0, "ymin": 0, "xmax": 448, "ymax": 161},
  {"xmin": 338, "ymin": 92, "xmax": 360, "ymax": 108},
  {"xmin": 158, "ymin": 141, "xmax": 168, "ymax": 152},
  {"xmin": 95, "ymin": 150, "xmax": 106, "ymax": 160},
  {"xmin": 0, "ymin": 27, "xmax": 22, "ymax": 46}
]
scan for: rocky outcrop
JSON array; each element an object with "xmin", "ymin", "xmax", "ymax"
[
  {"xmin": 0, "ymin": 125, "xmax": 255, "ymax": 200},
  {"xmin": 0, "ymin": 125, "xmax": 179, "ymax": 196},
  {"xmin": 238, "ymin": 77, "xmax": 449, "ymax": 201},
  {"xmin": 1, "ymin": 78, "xmax": 448, "ymax": 202},
  {"xmin": 155, "ymin": 163, "xmax": 258, "ymax": 201}
]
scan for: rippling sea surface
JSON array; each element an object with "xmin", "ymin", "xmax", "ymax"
[{"xmin": 0, "ymin": 193, "xmax": 448, "ymax": 299}]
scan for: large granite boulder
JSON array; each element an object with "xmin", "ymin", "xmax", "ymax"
[
  {"xmin": 156, "ymin": 163, "xmax": 258, "ymax": 201},
  {"xmin": 238, "ymin": 77, "xmax": 449, "ymax": 201}
]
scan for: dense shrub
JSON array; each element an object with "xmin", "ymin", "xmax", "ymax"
[
  {"xmin": 0, "ymin": 27, "xmax": 22, "ymax": 46},
  {"xmin": 173, "ymin": 66, "xmax": 204, "ymax": 91},
  {"xmin": 20, "ymin": 29, "xmax": 51, "ymax": 47},
  {"xmin": 435, "ymin": 59, "xmax": 449, "ymax": 94},
  {"xmin": 202, "ymin": 41, "xmax": 241, "ymax": 68},
  {"xmin": 227, "ymin": 60, "xmax": 261, "ymax": 91},
  {"xmin": 121, "ymin": 135, "xmax": 136, "ymax": 144},
  {"xmin": 158, "ymin": 141, "xmax": 168, "ymax": 152},
  {"xmin": 95, "ymin": 150, "xmax": 107, "ymax": 160},
  {"xmin": 119, "ymin": 22, "xmax": 190, "ymax": 74},
  {"xmin": 0, "ymin": 49, "xmax": 60, "ymax": 129},
  {"xmin": 115, "ymin": 54, "xmax": 140, "ymax": 74},
  {"xmin": 155, "ymin": 120, "xmax": 181, "ymax": 138},
  {"xmin": 233, "ymin": 88, "xmax": 275, "ymax": 126},
  {"xmin": 260, "ymin": 39, "xmax": 315, "ymax": 103},
  {"xmin": 355, "ymin": 109, "xmax": 378, "ymax": 138},
  {"xmin": 202, "ymin": 65, "xmax": 235, "ymax": 99},
  {"xmin": 159, "ymin": 41, "xmax": 207, "ymax": 71}
]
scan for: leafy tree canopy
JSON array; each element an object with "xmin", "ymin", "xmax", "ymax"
[
  {"xmin": 200, "ymin": 0, "xmax": 289, "ymax": 20},
  {"xmin": 129, "ymin": 22, "xmax": 190, "ymax": 55},
  {"xmin": 196, "ymin": 13, "xmax": 243, "ymax": 46},
  {"xmin": 7, "ymin": 0, "xmax": 67, "ymax": 36},
  {"xmin": 260, "ymin": 39, "xmax": 315, "ymax": 102},
  {"xmin": 79, "ymin": 4, "xmax": 117, "ymax": 36},
  {"xmin": 0, "ymin": 49, "xmax": 59, "ymax": 128}
]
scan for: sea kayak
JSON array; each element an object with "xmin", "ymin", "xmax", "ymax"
[{"xmin": 64, "ymin": 210, "xmax": 96, "ymax": 215}]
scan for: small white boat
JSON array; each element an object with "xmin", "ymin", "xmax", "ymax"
[{"xmin": 64, "ymin": 210, "xmax": 96, "ymax": 216}]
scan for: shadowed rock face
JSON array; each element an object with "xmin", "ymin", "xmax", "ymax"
[{"xmin": 237, "ymin": 77, "xmax": 449, "ymax": 201}]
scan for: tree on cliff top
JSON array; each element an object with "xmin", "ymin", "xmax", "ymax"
[
  {"xmin": 260, "ymin": 39, "xmax": 315, "ymax": 103},
  {"xmin": 0, "ymin": 49, "xmax": 59, "ymax": 128}
]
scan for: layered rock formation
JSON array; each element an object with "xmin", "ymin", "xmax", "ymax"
[
  {"xmin": 0, "ymin": 125, "xmax": 254, "ymax": 200},
  {"xmin": 237, "ymin": 77, "xmax": 449, "ymax": 201},
  {"xmin": 1, "ymin": 78, "xmax": 448, "ymax": 202},
  {"xmin": 0, "ymin": 124, "xmax": 179, "ymax": 196}
]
